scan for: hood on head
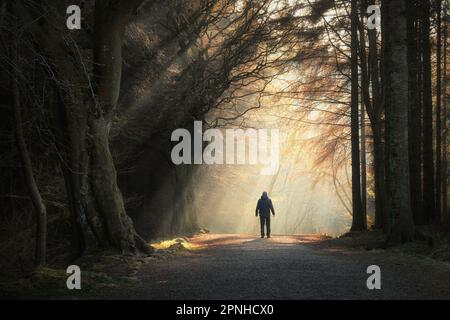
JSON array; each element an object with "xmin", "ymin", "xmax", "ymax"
[{"xmin": 261, "ymin": 191, "xmax": 268, "ymax": 199}]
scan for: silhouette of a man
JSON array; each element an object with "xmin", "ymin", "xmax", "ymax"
[{"xmin": 255, "ymin": 191, "xmax": 275, "ymax": 238}]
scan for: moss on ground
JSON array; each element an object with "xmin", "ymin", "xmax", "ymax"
[
  {"xmin": 323, "ymin": 229, "xmax": 450, "ymax": 263},
  {"xmin": 0, "ymin": 236, "xmax": 204, "ymax": 299},
  {"xmin": 0, "ymin": 254, "xmax": 147, "ymax": 299}
]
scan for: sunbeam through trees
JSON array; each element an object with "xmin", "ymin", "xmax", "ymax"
[{"xmin": 0, "ymin": 0, "xmax": 449, "ymax": 302}]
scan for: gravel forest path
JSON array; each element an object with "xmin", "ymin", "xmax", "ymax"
[{"xmin": 120, "ymin": 234, "xmax": 450, "ymax": 299}]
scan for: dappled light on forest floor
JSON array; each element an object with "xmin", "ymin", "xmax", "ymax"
[
  {"xmin": 150, "ymin": 237, "xmax": 205, "ymax": 251},
  {"xmin": 187, "ymin": 233, "xmax": 332, "ymax": 248}
]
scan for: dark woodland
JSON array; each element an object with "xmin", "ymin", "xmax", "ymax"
[{"xmin": 0, "ymin": 0, "xmax": 449, "ymax": 300}]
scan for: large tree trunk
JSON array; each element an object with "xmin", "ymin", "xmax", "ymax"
[
  {"xmin": 407, "ymin": 0, "xmax": 423, "ymax": 225},
  {"xmin": 29, "ymin": 0, "xmax": 150, "ymax": 255},
  {"xmin": 83, "ymin": 0, "xmax": 150, "ymax": 254},
  {"xmin": 421, "ymin": 0, "xmax": 437, "ymax": 222},
  {"xmin": 383, "ymin": 0, "xmax": 415, "ymax": 244},
  {"xmin": 350, "ymin": 0, "xmax": 365, "ymax": 231}
]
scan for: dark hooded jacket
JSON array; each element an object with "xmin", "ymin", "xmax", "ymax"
[{"xmin": 256, "ymin": 193, "xmax": 275, "ymax": 218}]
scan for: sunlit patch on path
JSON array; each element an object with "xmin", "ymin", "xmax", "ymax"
[
  {"xmin": 188, "ymin": 233, "xmax": 331, "ymax": 248},
  {"xmin": 150, "ymin": 237, "xmax": 205, "ymax": 251}
]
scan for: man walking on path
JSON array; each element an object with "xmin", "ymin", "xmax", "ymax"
[{"xmin": 255, "ymin": 192, "xmax": 275, "ymax": 238}]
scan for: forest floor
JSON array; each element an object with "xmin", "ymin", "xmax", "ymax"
[{"xmin": 1, "ymin": 233, "xmax": 450, "ymax": 299}]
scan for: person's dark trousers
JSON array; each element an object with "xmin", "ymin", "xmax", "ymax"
[{"xmin": 259, "ymin": 216, "xmax": 271, "ymax": 238}]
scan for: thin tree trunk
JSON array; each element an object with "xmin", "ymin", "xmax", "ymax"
[
  {"xmin": 407, "ymin": 0, "xmax": 423, "ymax": 224},
  {"xmin": 366, "ymin": 0, "xmax": 387, "ymax": 230},
  {"xmin": 350, "ymin": 0, "xmax": 365, "ymax": 231},
  {"xmin": 11, "ymin": 33, "xmax": 47, "ymax": 266},
  {"xmin": 383, "ymin": 0, "xmax": 415, "ymax": 244},
  {"xmin": 357, "ymin": 0, "xmax": 368, "ymax": 229},
  {"xmin": 421, "ymin": 0, "xmax": 437, "ymax": 222},
  {"xmin": 358, "ymin": 0, "xmax": 371, "ymax": 114},
  {"xmin": 443, "ymin": 0, "xmax": 448, "ymax": 222},
  {"xmin": 435, "ymin": 0, "xmax": 443, "ymax": 221},
  {"xmin": 380, "ymin": 0, "xmax": 391, "ymax": 233},
  {"xmin": 372, "ymin": 120, "xmax": 387, "ymax": 230},
  {"xmin": 361, "ymin": 94, "xmax": 368, "ymax": 228}
]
